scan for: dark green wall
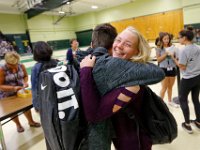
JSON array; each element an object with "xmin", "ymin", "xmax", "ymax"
[
  {"xmin": 185, "ymin": 23, "xmax": 200, "ymax": 29},
  {"xmin": 32, "ymin": 39, "xmax": 70, "ymax": 51},
  {"xmin": 47, "ymin": 39, "xmax": 70, "ymax": 50},
  {"xmin": 5, "ymin": 29, "xmax": 93, "ymax": 52},
  {"xmin": 46, "ymin": 29, "xmax": 93, "ymax": 50},
  {"xmin": 76, "ymin": 29, "xmax": 92, "ymax": 47}
]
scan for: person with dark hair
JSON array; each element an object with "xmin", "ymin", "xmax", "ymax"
[
  {"xmin": 66, "ymin": 38, "xmax": 79, "ymax": 64},
  {"xmin": 186, "ymin": 25, "xmax": 194, "ymax": 32},
  {"xmin": 76, "ymin": 23, "xmax": 118, "ymax": 150},
  {"xmin": 186, "ymin": 26, "xmax": 197, "ymax": 42},
  {"xmin": 155, "ymin": 37, "xmax": 160, "ymax": 47},
  {"xmin": 156, "ymin": 32, "xmax": 179, "ymax": 107},
  {"xmin": 91, "ymin": 23, "xmax": 117, "ymax": 52},
  {"xmin": 0, "ymin": 52, "xmax": 41, "ymax": 132},
  {"xmin": 171, "ymin": 29, "xmax": 200, "ymax": 134},
  {"xmin": 31, "ymin": 41, "xmax": 58, "ymax": 111},
  {"xmin": 76, "ymin": 23, "xmax": 118, "ymax": 62}
]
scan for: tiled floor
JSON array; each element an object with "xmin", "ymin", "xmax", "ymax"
[{"xmin": 1, "ymin": 47, "xmax": 200, "ymax": 150}]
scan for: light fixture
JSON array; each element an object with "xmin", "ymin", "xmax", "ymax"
[
  {"xmin": 91, "ymin": 5, "xmax": 98, "ymax": 9},
  {"xmin": 59, "ymin": 11, "xmax": 65, "ymax": 14}
]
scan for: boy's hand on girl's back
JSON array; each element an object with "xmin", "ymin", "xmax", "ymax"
[{"xmin": 80, "ymin": 55, "xmax": 96, "ymax": 68}]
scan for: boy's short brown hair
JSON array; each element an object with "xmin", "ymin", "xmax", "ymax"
[{"xmin": 92, "ymin": 23, "xmax": 117, "ymax": 50}]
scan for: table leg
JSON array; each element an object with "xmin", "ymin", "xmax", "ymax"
[{"xmin": 0, "ymin": 123, "xmax": 6, "ymax": 150}]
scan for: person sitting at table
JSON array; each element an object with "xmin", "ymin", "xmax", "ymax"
[{"xmin": 0, "ymin": 51, "xmax": 41, "ymax": 133}]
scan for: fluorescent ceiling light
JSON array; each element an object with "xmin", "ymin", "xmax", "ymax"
[
  {"xmin": 59, "ymin": 11, "xmax": 65, "ymax": 14},
  {"xmin": 91, "ymin": 5, "xmax": 98, "ymax": 9}
]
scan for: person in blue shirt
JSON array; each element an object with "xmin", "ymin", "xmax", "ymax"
[
  {"xmin": 31, "ymin": 41, "xmax": 58, "ymax": 111},
  {"xmin": 66, "ymin": 39, "xmax": 79, "ymax": 64}
]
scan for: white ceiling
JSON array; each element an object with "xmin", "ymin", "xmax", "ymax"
[{"xmin": 0, "ymin": 0, "xmax": 135, "ymax": 16}]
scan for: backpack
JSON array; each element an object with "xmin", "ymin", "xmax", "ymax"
[
  {"xmin": 38, "ymin": 64, "xmax": 87, "ymax": 150},
  {"xmin": 124, "ymin": 86, "xmax": 178, "ymax": 145},
  {"xmin": 32, "ymin": 59, "xmax": 58, "ymax": 111}
]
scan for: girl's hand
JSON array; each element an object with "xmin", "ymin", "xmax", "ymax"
[
  {"xmin": 165, "ymin": 51, "xmax": 170, "ymax": 56},
  {"xmin": 166, "ymin": 50, "xmax": 174, "ymax": 57},
  {"xmin": 80, "ymin": 55, "xmax": 96, "ymax": 68}
]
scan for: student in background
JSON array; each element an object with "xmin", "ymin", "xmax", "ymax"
[
  {"xmin": 156, "ymin": 32, "xmax": 179, "ymax": 108},
  {"xmin": 171, "ymin": 29, "xmax": 200, "ymax": 134},
  {"xmin": 196, "ymin": 29, "xmax": 200, "ymax": 44},
  {"xmin": 31, "ymin": 41, "xmax": 58, "ymax": 111},
  {"xmin": 66, "ymin": 38, "xmax": 79, "ymax": 64},
  {"xmin": 186, "ymin": 26, "xmax": 196, "ymax": 43},
  {"xmin": 0, "ymin": 52, "xmax": 41, "ymax": 132}
]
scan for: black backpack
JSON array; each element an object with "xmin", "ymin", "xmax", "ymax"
[
  {"xmin": 39, "ymin": 64, "xmax": 88, "ymax": 150},
  {"xmin": 124, "ymin": 86, "xmax": 178, "ymax": 145}
]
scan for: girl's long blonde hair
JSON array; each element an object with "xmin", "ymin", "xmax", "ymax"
[{"xmin": 125, "ymin": 26, "xmax": 151, "ymax": 63}]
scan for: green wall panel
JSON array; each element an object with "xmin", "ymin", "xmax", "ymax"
[
  {"xmin": 32, "ymin": 39, "xmax": 69, "ymax": 50},
  {"xmin": 76, "ymin": 30, "xmax": 92, "ymax": 47}
]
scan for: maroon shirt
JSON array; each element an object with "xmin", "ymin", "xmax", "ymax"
[{"xmin": 80, "ymin": 67, "xmax": 152, "ymax": 150}]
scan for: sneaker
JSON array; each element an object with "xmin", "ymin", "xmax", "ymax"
[
  {"xmin": 182, "ymin": 122, "xmax": 193, "ymax": 134},
  {"xmin": 191, "ymin": 120, "xmax": 200, "ymax": 130},
  {"xmin": 168, "ymin": 101, "xmax": 179, "ymax": 108},
  {"xmin": 173, "ymin": 97, "xmax": 180, "ymax": 104}
]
